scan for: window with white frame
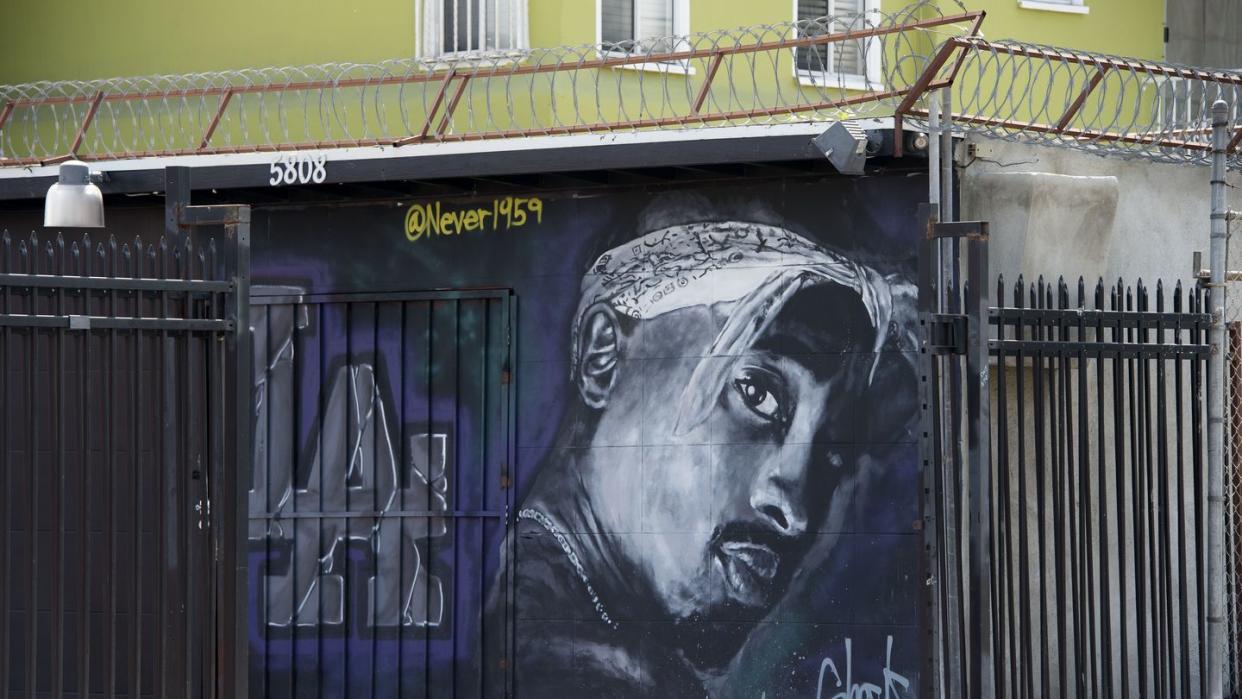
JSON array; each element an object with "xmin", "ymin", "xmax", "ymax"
[
  {"xmin": 795, "ymin": 0, "xmax": 882, "ymax": 89},
  {"xmin": 598, "ymin": 0, "xmax": 688, "ymax": 54},
  {"xmin": 1017, "ymin": 0, "xmax": 1088, "ymax": 14},
  {"xmin": 417, "ymin": 0, "xmax": 529, "ymax": 59}
]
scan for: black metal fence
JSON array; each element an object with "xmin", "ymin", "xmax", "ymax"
[
  {"xmin": 247, "ymin": 289, "xmax": 515, "ymax": 697},
  {"xmin": 920, "ymin": 220, "xmax": 1213, "ymax": 697},
  {"xmin": 0, "ymin": 212, "xmax": 249, "ymax": 698}
]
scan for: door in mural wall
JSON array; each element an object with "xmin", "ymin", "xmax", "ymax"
[{"xmin": 247, "ymin": 290, "xmax": 514, "ymax": 697}]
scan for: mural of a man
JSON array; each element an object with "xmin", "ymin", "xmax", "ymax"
[{"xmin": 487, "ymin": 221, "xmax": 914, "ymax": 695}]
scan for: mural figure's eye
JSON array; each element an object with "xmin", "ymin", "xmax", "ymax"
[{"xmin": 732, "ymin": 369, "xmax": 787, "ymax": 425}]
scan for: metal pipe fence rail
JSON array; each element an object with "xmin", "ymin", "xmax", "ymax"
[
  {"xmin": 0, "ymin": 3, "xmax": 983, "ymax": 167},
  {"xmin": 896, "ymin": 37, "xmax": 1242, "ymax": 168},
  {"xmin": 923, "ymin": 267, "xmax": 1214, "ymax": 696},
  {"xmin": 3, "ymin": 2, "xmax": 1242, "ymax": 171},
  {"xmin": 0, "ymin": 221, "xmax": 249, "ymax": 698}
]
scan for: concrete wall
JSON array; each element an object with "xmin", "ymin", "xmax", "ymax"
[
  {"xmin": 1166, "ymin": 0, "xmax": 1242, "ymax": 70},
  {"xmin": 961, "ymin": 137, "xmax": 1242, "ymax": 296}
]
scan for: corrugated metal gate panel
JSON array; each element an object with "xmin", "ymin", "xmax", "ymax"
[{"xmin": 249, "ymin": 290, "xmax": 514, "ymax": 698}]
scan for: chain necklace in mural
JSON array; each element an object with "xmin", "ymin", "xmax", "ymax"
[{"xmin": 517, "ymin": 507, "xmax": 618, "ymax": 631}]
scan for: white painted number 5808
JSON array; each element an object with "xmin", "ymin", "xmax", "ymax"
[{"xmin": 269, "ymin": 153, "xmax": 327, "ymax": 186}]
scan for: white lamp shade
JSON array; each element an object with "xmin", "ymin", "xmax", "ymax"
[{"xmin": 44, "ymin": 161, "xmax": 104, "ymax": 228}]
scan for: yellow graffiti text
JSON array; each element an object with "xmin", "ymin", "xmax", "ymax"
[{"xmin": 404, "ymin": 197, "xmax": 543, "ymax": 243}]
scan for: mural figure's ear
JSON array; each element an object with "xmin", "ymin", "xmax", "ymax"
[{"xmin": 576, "ymin": 304, "xmax": 621, "ymax": 409}]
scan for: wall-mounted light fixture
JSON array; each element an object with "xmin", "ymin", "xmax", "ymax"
[
  {"xmin": 44, "ymin": 160, "xmax": 107, "ymax": 228},
  {"xmin": 813, "ymin": 120, "xmax": 877, "ymax": 176}
]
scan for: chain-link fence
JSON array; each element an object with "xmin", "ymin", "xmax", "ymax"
[{"xmin": 1227, "ymin": 323, "xmax": 1242, "ymax": 695}]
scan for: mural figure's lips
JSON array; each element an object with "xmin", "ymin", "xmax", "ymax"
[{"xmin": 716, "ymin": 539, "xmax": 781, "ymax": 605}]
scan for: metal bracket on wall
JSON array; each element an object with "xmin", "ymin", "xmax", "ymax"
[
  {"xmin": 930, "ymin": 220, "xmax": 989, "ymax": 241},
  {"xmin": 928, "ymin": 313, "xmax": 968, "ymax": 355}
]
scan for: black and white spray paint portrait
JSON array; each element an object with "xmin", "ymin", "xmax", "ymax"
[{"xmin": 486, "ymin": 220, "xmax": 919, "ymax": 696}]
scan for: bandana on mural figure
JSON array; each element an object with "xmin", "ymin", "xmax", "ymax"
[{"xmin": 571, "ymin": 221, "xmax": 901, "ymax": 433}]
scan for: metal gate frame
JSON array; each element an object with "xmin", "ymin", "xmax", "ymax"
[
  {"xmin": 919, "ymin": 212, "xmax": 1215, "ymax": 697},
  {"xmin": 246, "ymin": 287, "xmax": 517, "ymax": 697},
  {"xmin": 0, "ymin": 199, "xmax": 250, "ymax": 698}
]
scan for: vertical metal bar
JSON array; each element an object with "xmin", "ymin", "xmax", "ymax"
[
  {"xmin": 159, "ymin": 234, "xmax": 177, "ymax": 699},
  {"xmin": 940, "ymin": 88, "xmax": 954, "ymax": 224},
  {"xmin": 371, "ymin": 302, "xmax": 380, "ymax": 699},
  {"xmin": 228, "ymin": 211, "xmax": 252, "ymax": 699},
  {"xmin": 106, "ymin": 235, "xmax": 118, "ymax": 699},
  {"xmin": 995, "ymin": 275, "xmax": 1017, "ymax": 698},
  {"xmin": 478, "ymin": 299, "xmax": 489, "ymax": 698},
  {"xmin": 0, "ymin": 235, "xmax": 9, "ymax": 698},
  {"xmin": 1129, "ymin": 286, "xmax": 1151, "ymax": 695},
  {"xmin": 966, "ymin": 229, "xmax": 993, "ymax": 697},
  {"xmin": 398, "ymin": 301, "xmax": 409, "ymax": 699},
  {"xmin": 1157, "ymin": 283, "xmax": 1176, "ymax": 696},
  {"xmin": 186, "ymin": 248, "xmax": 200, "ymax": 696},
  {"xmin": 1078, "ymin": 278, "xmax": 1097, "ymax": 698},
  {"xmin": 1111, "ymin": 280, "xmax": 1131, "ymax": 698},
  {"xmin": 24, "ymin": 234, "xmax": 37, "ymax": 699},
  {"xmin": 917, "ymin": 220, "xmax": 944, "ymax": 698},
  {"xmin": 1016, "ymin": 276, "xmax": 1035, "ymax": 699},
  {"xmin": 53, "ymin": 236, "xmax": 66, "ymax": 699},
  {"xmin": 1141, "ymin": 282, "xmax": 1166, "ymax": 698},
  {"xmin": 26, "ymin": 233, "xmax": 38, "ymax": 699},
  {"xmin": 1054, "ymin": 279, "xmax": 1078, "ymax": 696},
  {"xmin": 1093, "ymin": 279, "xmax": 1112, "ymax": 696},
  {"xmin": 1177, "ymin": 286, "xmax": 1193, "ymax": 699},
  {"xmin": 424, "ymin": 300, "xmax": 433, "ymax": 699},
  {"xmin": 1194, "ymin": 286, "xmax": 1209, "ymax": 698},
  {"xmin": 1048, "ymin": 281, "xmax": 1068, "ymax": 696},
  {"xmin": 928, "ymin": 93, "xmax": 941, "ymax": 222},
  {"xmin": 79, "ymin": 234, "xmax": 94, "ymax": 699},
  {"xmin": 1033, "ymin": 278, "xmax": 1051, "ymax": 697},
  {"xmin": 131, "ymin": 236, "xmax": 145, "ymax": 697},
  {"xmin": 1208, "ymin": 99, "xmax": 1230, "ymax": 699}
]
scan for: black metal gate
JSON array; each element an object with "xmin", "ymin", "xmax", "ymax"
[
  {"xmin": 0, "ymin": 206, "xmax": 250, "ymax": 698},
  {"xmin": 920, "ymin": 218, "xmax": 1213, "ymax": 697},
  {"xmin": 247, "ymin": 289, "xmax": 515, "ymax": 697}
]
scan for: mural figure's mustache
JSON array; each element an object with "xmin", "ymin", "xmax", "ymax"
[{"xmin": 710, "ymin": 521, "xmax": 800, "ymax": 599}]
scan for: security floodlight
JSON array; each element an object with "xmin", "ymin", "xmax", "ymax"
[
  {"xmin": 44, "ymin": 160, "xmax": 105, "ymax": 228},
  {"xmin": 813, "ymin": 120, "xmax": 873, "ymax": 176}
]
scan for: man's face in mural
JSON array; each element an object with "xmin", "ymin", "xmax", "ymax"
[{"xmin": 576, "ymin": 282, "xmax": 875, "ymax": 642}]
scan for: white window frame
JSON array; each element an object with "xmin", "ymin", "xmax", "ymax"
[
  {"xmin": 792, "ymin": 0, "xmax": 884, "ymax": 92},
  {"xmin": 415, "ymin": 0, "xmax": 531, "ymax": 63},
  {"xmin": 595, "ymin": 0, "xmax": 694, "ymax": 75},
  {"xmin": 1017, "ymin": 0, "xmax": 1090, "ymax": 15}
]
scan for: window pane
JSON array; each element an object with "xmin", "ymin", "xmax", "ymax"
[
  {"xmin": 636, "ymin": 0, "xmax": 674, "ymax": 40},
  {"xmin": 601, "ymin": 0, "xmax": 635, "ymax": 47},
  {"xmin": 797, "ymin": 0, "xmax": 869, "ymax": 78},
  {"xmin": 437, "ymin": 0, "xmax": 523, "ymax": 53},
  {"xmin": 443, "ymin": 0, "xmax": 482, "ymax": 52},
  {"xmin": 487, "ymin": 0, "xmax": 514, "ymax": 51},
  {"xmin": 796, "ymin": 0, "xmax": 830, "ymax": 72}
]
